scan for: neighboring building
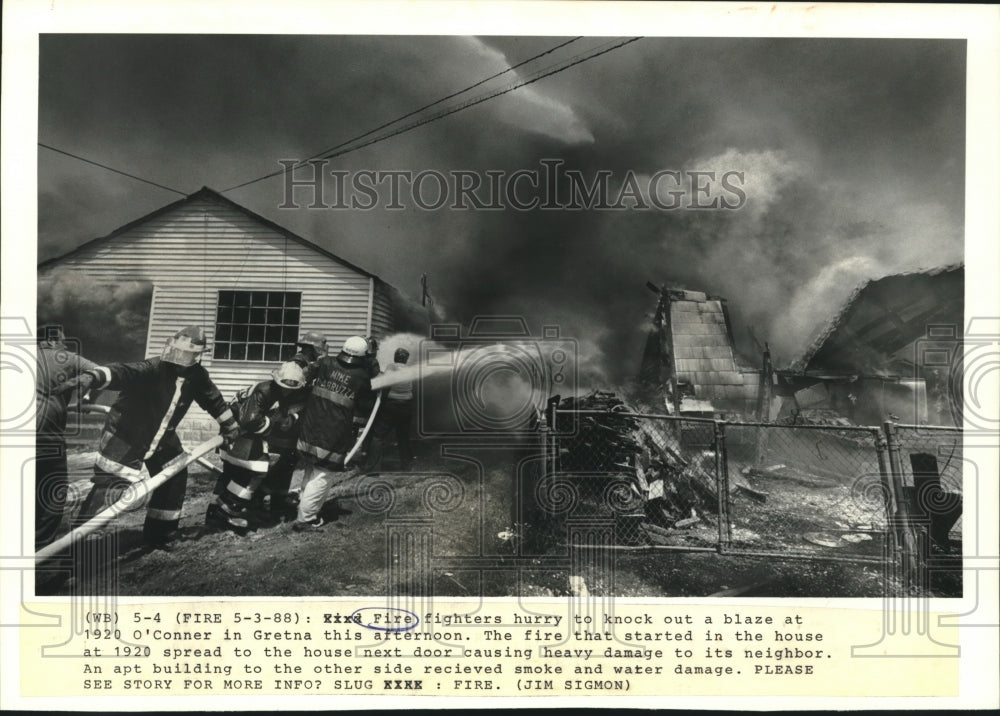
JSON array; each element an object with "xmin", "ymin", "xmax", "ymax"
[
  {"xmin": 784, "ymin": 264, "xmax": 964, "ymax": 426},
  {"xmin": 38, "ymin": 186, "xmax": 423, "ymax": 438},
  {"xmin": 638, "ymin": 264, "xmax": 963, "ymax": 426}
]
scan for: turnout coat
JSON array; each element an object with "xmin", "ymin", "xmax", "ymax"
[
  {"xmin": 226, "ymin": 379, "xmax": 308, "ymax": 461},
  {"xmin": 297, "ymin": 357, "xmax": 371, "ymax": 466},
  {"xmin": 88, "ymin": 358, "xmax": 236, "ymax": 480}
]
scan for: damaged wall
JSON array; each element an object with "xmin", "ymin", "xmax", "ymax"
[
  {"xmin": 641, "ymin": 265, "xmax": 962, "ymax": 426},
  {"xmin": 796, "ymin": 265, "xmax": 964, "ymax": 375},
  {"xmin": 638, "ymin": 287, "xmax": 759, "ymax": 417}
]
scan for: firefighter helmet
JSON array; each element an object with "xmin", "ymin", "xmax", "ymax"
[
  {"xmin": 338, "ymin": 335, "xmax": 369, "ymax": 365},
  {"xmin": 161, "ymin": 326, "xmax": 207, "ymax": 366},
  {"xmin": 365, "ymin": 336, "xmax": 379, "ymax": 356},
  {"xmin": 394, "ymin": 347, "xmax": 410, "ymax": 364},
  {"xmin": 272, "ymin": 361, "xmax": 306, "ymax": 390},
  {"xmin": 296, "ymin": 331, "xmax": 328, "ymax": 355},
  {"xmin": 37, "ymin": 324, "xmax": 66, "ymax": 346}
]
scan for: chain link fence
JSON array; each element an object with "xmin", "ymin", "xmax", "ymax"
[
  {"xmin": 536, "ymin": 410, "xmax": 722, "ymax": 550},
  {"xmin": 889, "ymin": 424, "xmax": 963, "ymax": 549},
  {"xmin": 533, "ymin": 410, "xmax": 956, "ymax": 565},
  {"xmin": 719, "ymin": 422, "xmax": 888, "ymax": 561}
]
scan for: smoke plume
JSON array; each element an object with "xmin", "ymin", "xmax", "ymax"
[{"xmin": 37, "ymin": 269, "xmax": 153, "ymax": 363}]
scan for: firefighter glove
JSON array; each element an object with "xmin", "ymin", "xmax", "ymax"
[{"xmin": 57, "ymin": 370, "xmax": 97, "ymax": 397}]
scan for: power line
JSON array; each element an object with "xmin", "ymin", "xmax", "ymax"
[
  {"xmin": 312, "ymin": 37, "xmax": 642, "ymax": 165},
  {"xmin": 306, "ymin": 36, "xmax": 584, "ymax": 167},
  {"xmin": 40, "ymin": 37, "xmax": 642, "ymax": 200},
  {"xmin": 222, "ymin": 36, "xmax": 637, "ymax": 193},
  {"xmin": 222, "ymin": 37, "xmax": 583, "ymax": 192},
  {"xmin": 38, "ymin": 142, "xmax": 187, "ymax": 196}
]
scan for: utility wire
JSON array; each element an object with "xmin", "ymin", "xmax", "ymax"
[
  {"xmin": 305, "ymin": 36, "xmax": 585, "ymax": 168},
  {"xmin": 222, "ymin": 37, "xmax": 583, "ymax": 193},
  {"xmin": 222, "ymin": 36, "xmax": 639, "ymax": 193},
  {"xmin": 312, "ymin": 37, "xmax": 642, "ymax": 165},
  {"xmin": 40, "ymin": 37, "xmax": 641, "ymax": 199},
  {"xmin": 38, "ymin": 142, "xmax": 187, "ymax": 196}
]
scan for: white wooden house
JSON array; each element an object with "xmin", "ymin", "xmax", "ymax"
[{"xmin": 38, "ymin": 187, "xmax": 413, "ymax": 437}]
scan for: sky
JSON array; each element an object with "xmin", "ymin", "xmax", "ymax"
[{"xmin": 36, "ymin": 34, "xmax": 966, "ymax": 380}]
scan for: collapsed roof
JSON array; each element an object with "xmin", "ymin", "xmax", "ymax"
[{"xmin": 792, "ymin": 264, "xmax": 964, "ymax": 375}]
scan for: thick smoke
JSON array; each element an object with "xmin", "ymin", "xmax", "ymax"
[
  {"xmin": 37, "ymin": 37, "xmax": 965, "ymax": 383},
  {"xmin": 384, "ymin": 39, "xmax": 965, "ymax": 381},
  {"xmin": 428, "ymin": 142, "xmax": 963, "ymax": 381},
  {"xmin": 37, "ymin": 269, "xmax": 152, "ymax": 363}
]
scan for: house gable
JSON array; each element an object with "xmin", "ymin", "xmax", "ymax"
[{"xmin": 38, "ymin": 188, "xmax": 386, "ymax": 402}]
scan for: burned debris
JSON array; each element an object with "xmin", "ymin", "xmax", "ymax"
[
  {"xmin": 541, "ymin": 268, "xmax": 965, "ymax": 564},
  {"xmin": 639, "ymin": 267, "xmax": 964, "ymax": 429},
  {"xmin": 550, "ymin": 391, "xmax": 723, "ymax": 544}
]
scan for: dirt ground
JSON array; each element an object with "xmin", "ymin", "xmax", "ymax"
[{"xmin": 39, "ymin": 439, "xmax": 961, "ymax": 599}]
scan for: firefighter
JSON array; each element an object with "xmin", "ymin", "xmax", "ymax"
[
  {"xmin": 258, "ymin": 363, "xmax": 311, "ymax": 521},
  {"xmin": 364, "ymin": 347, "xmax": 414, "ymax": 472},
  {"xmin": 65, "ymin": 326, "xmax": 239, "ymax": 551},
  {"xmin": 292, "ymin": 331, "xmax": 328, "ymax": 381},
  {"xmin": 351, "ymin": 335, "xmax": 382, "ymax": 461},
  {"xmin": 363, "ymin": 336, "xmax": 381, "ymax": 379},
  {"xmin": 293, "ymin": 335, "xmax": 371, "ymax": 530},
  {"xmin": 206, "ymin": 361, "xmax": 308, "ymax": 531},
  {"xmin": 282, "ymin": 331, "xmax": 327, "ymax": 506},
  {"xmin": 35, "ymin": 325, "xmax": 100, "ymax": 550}
]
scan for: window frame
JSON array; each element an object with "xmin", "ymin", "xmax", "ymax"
[{"xmin": 212, "ymin": 289, "xmax": 303, "ymax": 363}]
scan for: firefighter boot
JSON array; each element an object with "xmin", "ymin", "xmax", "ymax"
[
  {"xmin": 142, "ymin": 524, "xmax": 179, "ymax": 553},
  {"xmin": 205, "ymin": 499, "xmax": 250, "ymax": 535},
  {"xmin": 265, "ymin": 494, "xmax": 294, "ymax": 523}
]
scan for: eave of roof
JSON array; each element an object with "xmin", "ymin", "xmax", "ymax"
[
  {"xmin": 37, "ymin": 186, "xmax": 387, "ymax": 284},
  {"xmin": 790, "ymin": 263, "xmax": 964, "ymax": 372}
]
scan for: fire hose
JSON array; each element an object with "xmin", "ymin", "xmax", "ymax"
[
  {"xmin": 51, "ymin": 392, "xmax": 375, "ymax": 558},
  {"xmin": 35, "ymin": 432, "xmax": 224, "ymax": 564},
  {"xmin": 79, "ymin": 403, "xmax": 223, "ymax": 475},
  {"xmin": 344, "ymin": 391, "xmax": 382, "ymax": 467},
  {"xmin": 77, "ymin": 402, "xmax": 109, "ymax": 416}
]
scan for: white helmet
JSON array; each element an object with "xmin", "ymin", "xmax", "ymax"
[
  {"xmin": 338, "ymin": 336, "xmax": 368, "ymax": 365},
  {"xmin": 272, "ymin": 361, "xmax": 306, "ymax": 390},
  {"xmin": 162, "ymin": 326, "xmax": 207, "ymax": 367}
]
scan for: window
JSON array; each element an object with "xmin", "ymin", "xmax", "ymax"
[{"xmin": 213, "ymin": 290, "xmax": 301, "ymax": 362}]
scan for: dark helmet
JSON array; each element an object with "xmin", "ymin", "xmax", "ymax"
[
  {"xmin": 394, "ymin": 347, "xmax": 410, "ymax": 364},
  {"xmin": 37, "ymin": 324, "xmax": 66, "ymax": 346},
  {"xmin": 296, "ymin": 331, "xmax": 328, "ymax": 355},
  {"xmin": 365, "ymin": 336, "xmax": 379, "ymax": 356},
  {"xmin": 338, "ymin": 336, "xmax": 369, "ymax": 366}
]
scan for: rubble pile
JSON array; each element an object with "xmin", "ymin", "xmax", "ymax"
[
  {"xmin": 781, "ymin": 409, "xmax": 854, "ymax": 427},
  {"xmin": 553, "ymin": 391, "xmax": 719, "ymax": 541}
]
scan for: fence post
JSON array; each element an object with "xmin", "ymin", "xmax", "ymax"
[
  {"xmin": 872, "ymin": 427, "xmax": 898, "ymax": 518},
  {"xmin": 754, "ymin": 344, "xmax": 773, "ymax": 464},
  {"xmin": 882, "ymin": 421, "xmax": 921, "ymax": 588},
  {"xmin": 714, "ymin": 421, "xmax": 732, "ymax": 552}
]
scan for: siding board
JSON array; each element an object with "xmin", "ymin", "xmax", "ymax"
[{"xmin": 39, "ymin": 191, "xmax": 403, "ymax": 436}]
